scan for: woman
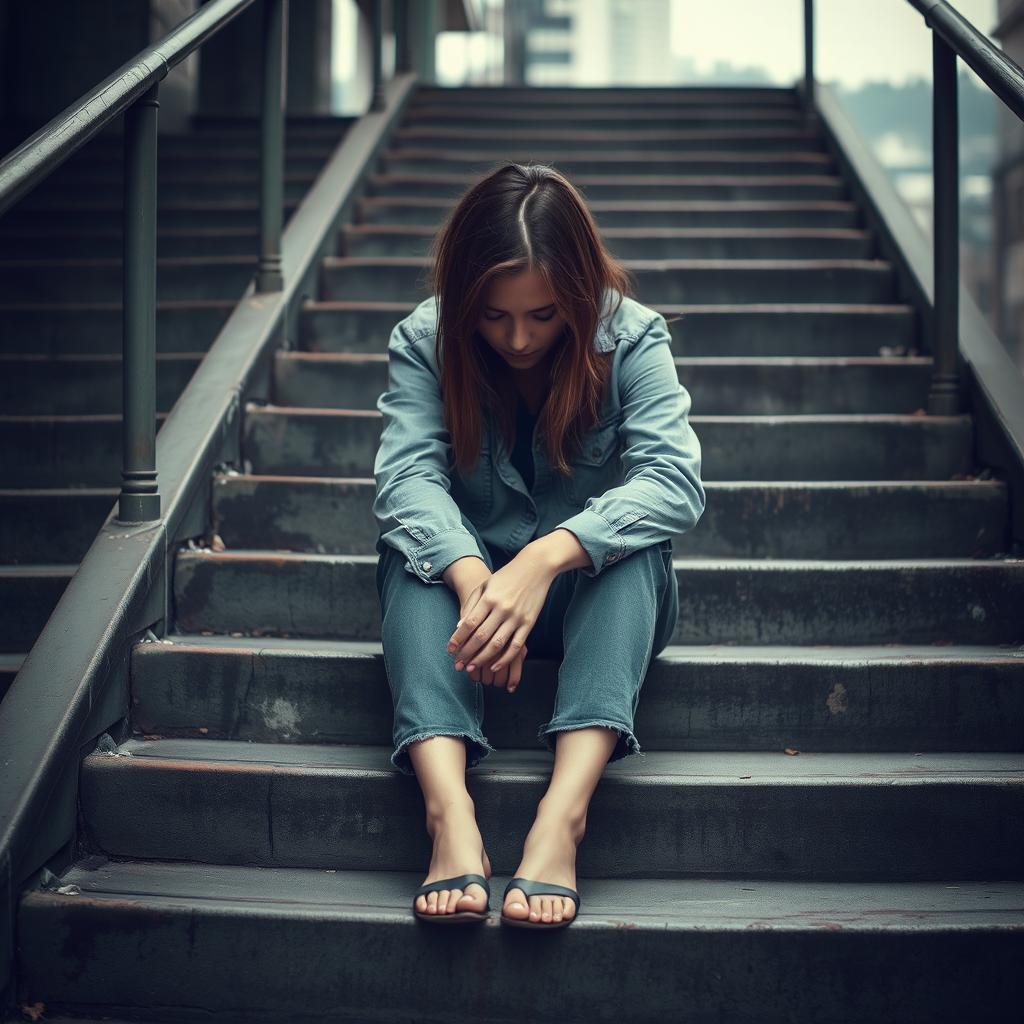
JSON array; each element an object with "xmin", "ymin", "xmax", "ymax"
[{"xmin": 373, "ymin": 163, "xmax": 705, "ymax": 929}]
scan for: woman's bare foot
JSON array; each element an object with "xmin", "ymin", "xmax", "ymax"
[
  {"xmin": 502, "ymin": 804, "xmax": 585, "ymax": 924},
  {"xmin": 415, "ymin": 804, "xmax": 492, "ymax": 916}
]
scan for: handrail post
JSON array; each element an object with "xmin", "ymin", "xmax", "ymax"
[
  {"xmin": 929, "ymin": 32, "xmax": 962, "ymax": 413},
  {"xmin": 117, "ymin": 83, "xmax": 161, "ymax": 524},
  {"xmin": 802, "ymin": 0, "xmax": 816, "ymax": 126},
  {"xmin": 370, "ymin": 0, "xmax": 386, "ymax": 111},
  {"xmin": 257, "ymin": 0, "xmax": 286, "ymax": 292},
  {"xmin": 395, "ymin": 0, "xmax": 411, "ymax": 73}
]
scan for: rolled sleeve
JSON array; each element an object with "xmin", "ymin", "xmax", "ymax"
[
  {"xmin": 555, "ymin": 313, "xmax": 705, "ymax": 577},
  {"xmin": 372, "ymin": 320, "xmax": 487, "ymax": 586}
]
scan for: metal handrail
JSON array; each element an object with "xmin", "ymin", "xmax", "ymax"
[
  {"xmin": 800, "ymin": 0, "xmax": 1024, "ymax": 421},
  {"xmin": 0, "ymin": 64, "xmax": 415, "ymax": 1024},
  {"xmin": 904, "ymin": 0, "xmax": 1024, "ymax": 417},
  {"xmin": 0, "ymin": 0, "xmax": 285, "ymax": 525},
  {"xmin": 907, "ymin": 0, "xmax": 1024, "ymax": 118}
]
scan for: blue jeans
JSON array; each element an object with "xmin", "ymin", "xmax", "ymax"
[{"xmin": 375, "ymin": 520, "xmax": 679, "ymax": 777}]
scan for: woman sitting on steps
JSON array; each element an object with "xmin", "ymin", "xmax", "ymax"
[{"xmin": 373, "ymin": 162, "xmax": 705, "ymax": 929}]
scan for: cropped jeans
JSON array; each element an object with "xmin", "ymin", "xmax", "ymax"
[{"xmin": 375, "ymin": 514, "xmax": 680, "ymax": 777}]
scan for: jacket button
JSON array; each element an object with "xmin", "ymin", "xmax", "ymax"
[
  {"xmin": 607, "ymin": 553, "xmax": 618, "ymax": 563},
  {"xmin": 422, "ymin": 561, "xmax": 432, "ymax": 572}
]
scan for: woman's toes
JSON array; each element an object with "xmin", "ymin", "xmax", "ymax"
[
  {"xmin": 528, "ymin": 896, "xmax": 542, "ymax": 921},
  {"xmin": 459, "ymin": 883, "xmax": 487, "ymax": 911},
  {"xmin": 503, "ymin": 887, "xmax": 530, "ymax": 919},
  {"xmin": 561, "ymin": 897, "xmax": 575, "ymax": 920}
]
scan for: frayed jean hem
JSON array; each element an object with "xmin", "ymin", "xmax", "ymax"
[
  {"xmin": 536, "ymin": 718, "xmax": 642, "ymax": 765},
  {"xmin": 391, "ymin": 729, "xmax": 496, "ymax": 777}
]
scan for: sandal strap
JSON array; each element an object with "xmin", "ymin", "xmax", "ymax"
[
  {"xmin": 415, "ymin": 873, "xmax": 490, "ymax": 898},
  {"xmin": 503, "ymin": 876, "xmax": 581, "ymax": 910}
]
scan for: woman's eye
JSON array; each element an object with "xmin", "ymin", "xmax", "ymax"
[
  {"xmin": 534, "ymin": 313, "xmax": 555, "ymax": 322},
  {"xmin": 483, "ymin": 312, "xmax": 503, "ymax": 321}
]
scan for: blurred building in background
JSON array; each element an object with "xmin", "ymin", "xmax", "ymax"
[{"xmin": 503, "ymin": 0, "xmax": 673, "ymax": 85}]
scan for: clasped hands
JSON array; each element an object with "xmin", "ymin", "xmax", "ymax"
[{"xmin": 444, "ymin": 547, "xmax": 558, "ymax": 693}]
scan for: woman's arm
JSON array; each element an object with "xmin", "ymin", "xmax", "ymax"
[
  {"xmin": 373, "ymin": 319, "xmax": 488, "ymax": 587},
  {"xmin": 551, "ymin": 312, "xmax": 706, "ymax": 576}
]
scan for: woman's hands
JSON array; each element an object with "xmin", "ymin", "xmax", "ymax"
[{"xmin": 447, "ymin": 547, "xmax": 558, "ymax": 694}]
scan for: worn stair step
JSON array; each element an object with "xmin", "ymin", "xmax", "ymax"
[
  {"xmin": 409, "ymin": 84, "xmax": 799, "ymax": 102},
  {"xmin": 355, "ymin": 195, "xmax": 862, "ymax": 228},
  {"xmin": 173, "ymin": 549, "xmax": 1024, "ymax": 645},
  {"xmin": 341, "ymin": 224, "xmax": 875, "ymax": 260},
  {"xmin": 392, "ymin": 125, "xmax": 824, "ymax": 151},
  {"xmin": 210, "ymin": 475, "xmax": 1008, "ymax": 560},
  {"xmin": 22, "ymin": 859, "xmax": 1021, "ymax": 1023},
  {"xmin": 20, "ymin": 175, "xmax": 313, "ymax": 205},
  {"xmin": 0, "ymin": 353, "xmax": 201, "ymax": 414},
  {"xmin": 405, "ymin": 106, "xmax": 805, "ymax": 131},
  {"xmin": 79, "ymin": 738, "xmax": 1024, "ymax": 878},
  {"xmin": 299, "ymin": 300, "xmax": 917, "ymax": 357},
  {"xmin": 321, "ymin": 256, "xmax": 896, "ymax": 304},
  {"xmin": 0, "ymin": 300, "xmax": 234, "ymax": 355},
  {"xmin": 241, "ymin": 405, "xmax": 972, "ymax": 481},
  {"xmin": 0, "ymin": 257, "xmax": 257, "ymax": 302},
  {"xmin": 0, "ymin": 198, "xmax": 300, "ymax": 231},
  {"xmin": 379, "ymin": 145, "xmax": 836, "ymax": 177},
  {"xmin": 0, "ymin": 226, "xmax": 262, "ymax": 259},
  {"xmin": 132, "ymin": 634, "xmax": 1024, "ymax": 752},
  {"xmin": 274, "ymin": 352, "xmax": 930, "ymax": 414},
  {"xmin": 410, "ymin": 84, "xmax": 801, "ymax": 107},
  {"xmin": 0, "ymin": 488, "xmax": 116, "ymax": 562},
  {"xmin": 0, "ymin": 564, "xmax": 76, "ymax": 654},
  {"xmin": 0, "ymin": 414, "xmax": 167, "ymax": 487},
  {"xmin": 365, "ymin": 170, "xmax": 848, "ymax": 202}
]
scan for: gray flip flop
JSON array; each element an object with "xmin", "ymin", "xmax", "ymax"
[
  {"xmin": 501, "ymin": 876, "xmax": 581, "ymax": 929},
  {"xmin": 413, "ymin": 872, "xmax": 491, "ymax": 924}
]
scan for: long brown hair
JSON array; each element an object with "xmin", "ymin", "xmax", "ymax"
[{"xmin": 425, "ymin": 162, "xmax": 635, "ymax": 477}]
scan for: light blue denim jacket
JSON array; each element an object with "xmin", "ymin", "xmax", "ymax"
[{"xmin": 373, "ymin": 289, "xmax": 705, "ymax": 585}]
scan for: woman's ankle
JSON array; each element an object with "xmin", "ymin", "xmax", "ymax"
[{"xmin": 424, "ymin": 794, "xmax": 478, "ymax": 832}]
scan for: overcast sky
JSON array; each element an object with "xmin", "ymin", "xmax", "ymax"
[{"xmin": 670, "ymin": 0, "xmax": 998, "ymax": 89}]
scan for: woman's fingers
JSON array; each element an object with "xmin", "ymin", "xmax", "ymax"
[
  {"xmin": 486, "ymin": 623, "xmax": 531, "ymax": 673},
  {"xmin": 455, "ymin": 608, "xmax": 511, "ymax": 671},
  {"xmin": 508, "ymin": 647, "xmax": 527, "ymax": 692}
]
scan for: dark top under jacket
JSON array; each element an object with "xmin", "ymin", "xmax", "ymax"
[{"xmin": 509, "ymin": 394, "xmax": 539, "ymax": 491}]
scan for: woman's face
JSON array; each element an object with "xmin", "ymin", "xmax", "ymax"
[{"xmin": 476, "ymin": 267, "xmax": 567, "ymax": 372}]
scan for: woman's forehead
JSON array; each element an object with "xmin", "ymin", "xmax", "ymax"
[{"xmin": 483, "ymin": 268, "xmax": 556, "ymax": 309}]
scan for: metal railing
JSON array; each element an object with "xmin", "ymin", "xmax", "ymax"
[
  {"xmin": 903, "ymin": 0, "xmax": 1024, "ymax": 414},
  {"xmin": 0, "ymin": 2, "xmax": 417, "ymax": 1010},
  {"xmin": 798, "ymin": 0, "xmax": 1024, "ymax": 421},
  {"xmin": 0, "ymin": 0, "xmax": 285, "ymax": 524}
]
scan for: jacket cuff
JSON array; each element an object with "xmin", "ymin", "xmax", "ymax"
[
  {"xmin": 405, "ymin": 527, "xmax": 487, "ymax": 585},
  {"xmin": 553, "ymin": 508, "xmax": 628, "ymax": 578}
]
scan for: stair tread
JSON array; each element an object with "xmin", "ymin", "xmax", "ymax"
[
  {"xmin": 97, "ymin": 737, "xmax": 1024, "ymax": 779},
  {"xmin": 176, "ymin": 548, "xmax": 1019, "ymax": 568},
  {"xmin": 151, "ymin": 633, "xmax": 1024, "ymax": 662},
  {"xmin": 32, "ymin": 856, "xmax": 1024, "ymax": 930}
]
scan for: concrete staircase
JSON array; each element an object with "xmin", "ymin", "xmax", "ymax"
[
  {"xmin": 0, "ymin": 114, "xmax": 350, "ymax": 700},
  {"xmin": 10, "ymin": 86, "xmax": 1024, "ymax": 1022}
]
